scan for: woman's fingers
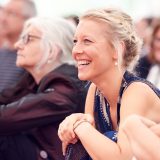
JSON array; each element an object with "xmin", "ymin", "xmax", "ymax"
[
  {"xmin": 61, "ymin": 138, "xmax": 78, "ymax": 156},
  {"xmin": 58, "ymin": 113, "xmax": 94, "ymax": 144},
  {"xmin": 62, "ymin": 142, "xmax": 68, "ymax": 156},
  {"xmin": 58, "ymin": 113, "xmax": 83, "ymax": 142},
  {"xmin": 58, "ymin": 120, "xmax": 75, "ymax": 142}
]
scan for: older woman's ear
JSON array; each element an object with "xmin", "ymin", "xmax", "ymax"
[{"xmin": 48, "ymin": 44, "xmax": 61, "ymax": 63}]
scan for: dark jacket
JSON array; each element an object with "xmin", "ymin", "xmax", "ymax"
[{"xmin": 0, "ymin": 64, "xmax": 87, "ymax": 160}]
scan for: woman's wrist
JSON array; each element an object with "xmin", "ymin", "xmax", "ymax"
[{"xmin": 73, "ymin": 119, "xmax": 92, "ymax": 135}]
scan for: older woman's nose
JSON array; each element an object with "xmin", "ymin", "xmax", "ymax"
[{"xmin": 14, "ymin": 39, "xmax": 23, "ymax": 50}]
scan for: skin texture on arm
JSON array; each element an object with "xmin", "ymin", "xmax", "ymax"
[
  {"xmin": 74, "ymin": 121, "xmax": 132, "ymax": 160},
  {"xmin": 122, "ymin": 115, "xmax": 160, "ymax": 160},
  {"xmin": 150, "ymin": 124, "xmax": 160, "ymax": 137}
]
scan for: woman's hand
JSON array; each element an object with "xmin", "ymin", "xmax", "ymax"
[{"xmin": 58, "ymin": 113, "xmax": 94, "ymax": 155}]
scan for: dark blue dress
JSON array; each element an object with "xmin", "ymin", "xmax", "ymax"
[
  {"xmin": 94, "ymin": 71, "xmax": 160, "ymax": 143},
  {"xmin": 65, "ymin": 71, "xmax": 160, "ymax": 160}
]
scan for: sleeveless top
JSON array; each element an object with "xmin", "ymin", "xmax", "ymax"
[
  {"xmin": 94, "ymin": 71, "xmax": 160, "ymax": 143},
  {"xmin": 65, "ymin": 71, "xmax": 160, "ymax": 160}
]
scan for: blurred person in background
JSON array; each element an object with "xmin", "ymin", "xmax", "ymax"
[
  {"xmin": 0, "ymin": 5, "xmax": 8, "ymax": 48},
  {"xmin": 1, "ymin": 0, "xmax": 37, "ymax": 49},
  {"xmin": 0, "ymin": 16, "xmax": 86, "ymax": 160},
  {"xmin": 135, "ymin": 17, "xmax": 153, "ymax": 56},
  {"xmin": 135, "ymin": 23, "xmax": 160, "ymax": 89},
  {"xmin": 0, "ymin": 0, "xmax": 37, "ymax": 92}
]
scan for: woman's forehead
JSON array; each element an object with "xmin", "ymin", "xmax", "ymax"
[
  {"xmin": 76, "ymin": 19, "xmax": 109, "ymax": 34},
  {"xmin": 23, "ymin": 25, "xmax": 41, "ymax": 35},
  {"xmin": 74, "ymin": 20, "xmax": 111, "ymax": 41}
]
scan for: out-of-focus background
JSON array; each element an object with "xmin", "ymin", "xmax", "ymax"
[
  {"xmin": 0, "ymin": 0, "xmax": 160, "ymax": 21},
  {"xmin": 0, "ymin": 0, "xmax": 160, "ymax": 89}
]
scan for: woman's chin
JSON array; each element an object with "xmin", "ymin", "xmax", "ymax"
[
  {"xmin": 16, "ymin": 61, "xmax": 23, "ymax": 68},
  {"xmin": 78, "ymin": 74, "xmax": 89, "ymax": 81}
]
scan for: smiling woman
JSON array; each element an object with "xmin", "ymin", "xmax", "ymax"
[{"xmin": 58, "ymin": 7, "xmax": 160, "ymax": 160}]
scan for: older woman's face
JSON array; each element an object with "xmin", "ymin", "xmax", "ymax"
[
  {"xmin": 72, "ymin": 19, "xmax": 116, "ymax": 81},
  {"xmin": 15, "ymin": 25, "xmax": 43, "ymax": 71}
]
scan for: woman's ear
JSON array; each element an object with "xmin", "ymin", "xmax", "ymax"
[
  {"xmin": 48, "ymin": 44, "xmax": 61, "ymax": 62},
  {"xmin": 113, "ymin": 41, "xmax": 125, "ymax": 60}
]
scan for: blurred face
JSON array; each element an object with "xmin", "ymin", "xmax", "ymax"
[
  {"xmin": 153, "ymin": 28, "xmax": 160, "ymax": 63},
  {"xmin": 0, "ymin": 7, "xmax": 8, "ymax": 37},
  {"xmin": 1, "ymin": 0, "xmax": 27, "ymax": 38},
  {"xmin": 72, "ymin": 19, "xmax": 115, "ymax": 81},
  {"xmin": 14, "ymin": 25, "xmax": 43, "ymax": 72}
]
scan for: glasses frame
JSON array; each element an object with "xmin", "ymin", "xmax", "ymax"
[{"xmin": 20, "ymin": 34, "xmax": 41, "ymax": 45}]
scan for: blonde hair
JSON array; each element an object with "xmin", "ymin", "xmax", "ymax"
[{"xmin": 80, "ymin": 8, "xmax": 143, "ymax": 70}]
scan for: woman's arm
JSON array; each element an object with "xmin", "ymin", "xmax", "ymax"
[
  {"xmin": 85, "ymin": 83, "xmax": 96, "ymax": 115},
  {"xmin": 59, "ymin": 81, "xmax": 159, "ymax": 160},
  {"xmin": 70, "ymin": 82, "xmax": 159, "ymax": 160},
  {"xmin": 74, "ymin": 121, "xmax": 132, "ymax": 160},
  {"xmin": 70, "ymin": 83, "xmax": 134, "ymax": 160},
  {"xmin": 59, "ymin": 83, "xmax": 96, "ymax": 154},
  {"xmin": 122, "ymin": 115, "xmax": 160, "ymax": 160}
]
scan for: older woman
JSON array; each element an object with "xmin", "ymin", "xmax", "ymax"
[
  {"xmin": 0, "ymin": 17, "xmax": 86, "ymax": 160},
  {"xmin": 58, "ymin": 8, "xmax": 160, "ymax": 160}
]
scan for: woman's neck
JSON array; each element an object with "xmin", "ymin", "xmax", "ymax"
[
  {"xmin": 27, "ymin": 61, "xmax": 61, "ymax": 84},
  {"xmin": 93, "ymin": 69, "xmax": 124, "ymax": 106},
  {"xmin": 29, "ymin": 69, "xmax": 51, "ymax": 84}
]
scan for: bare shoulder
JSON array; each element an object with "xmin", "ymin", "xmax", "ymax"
[
  {"xmin": 123, "ymin": 82, "xmax": 159, "ymax": 102},
  {"xmin": 85, "ymin": 83, "xmax": 96, "ymax": 115},
  {"xmin": 120, "ymin": 82, "xmax": 160, "ymax": 123}
]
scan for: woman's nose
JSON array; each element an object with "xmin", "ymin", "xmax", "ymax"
[
  {"xmin": 72, "ymin": 44, "xmax": 83, "ymax": 58},
  {"xmin": 14, "ymin": 39, "xmax": 24, "ymax": 50}
]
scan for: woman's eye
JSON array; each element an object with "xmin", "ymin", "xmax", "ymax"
[{"xmin": 83, "ymin": 39, "xmax": 92, "ymax": 44}]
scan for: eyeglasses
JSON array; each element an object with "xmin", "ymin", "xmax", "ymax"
[{"xmin": 19, "ymin": 34, "xmax": 41, "ymax": 45}]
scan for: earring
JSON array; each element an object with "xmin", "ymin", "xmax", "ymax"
[{"xmin": 115, "ymin": 61, "xmax": 118, "ymax": 66}]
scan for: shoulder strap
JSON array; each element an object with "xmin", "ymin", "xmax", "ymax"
[{"xmin": 123, "ymin": 71, "xmax": 160, "ymax": 98}]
